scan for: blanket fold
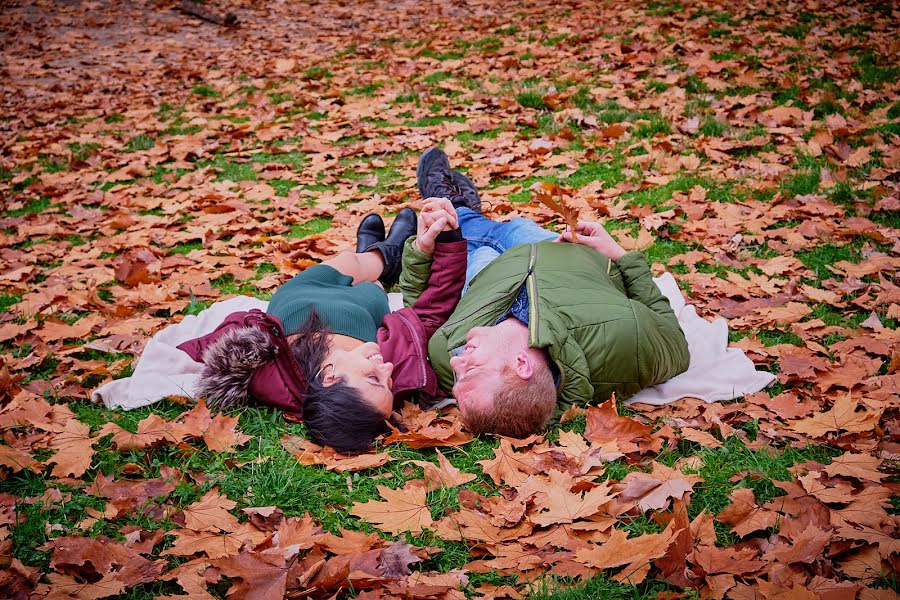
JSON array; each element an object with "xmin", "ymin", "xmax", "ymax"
[{"xmin": 93, "ymin": 278, "xmax": 775, "ymax": 411}]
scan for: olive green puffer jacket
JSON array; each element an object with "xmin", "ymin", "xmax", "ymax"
[{"xmin": 400, "ymin": 238, "xmax": 690, "ymax": 407}]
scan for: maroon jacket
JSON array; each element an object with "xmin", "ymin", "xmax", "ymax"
[
  {"xmin": 177, "ymin": 238, "xmax": 467, "ymax": 418},
  {"xmin": 378, "ymin": 239, "xmax": 467, "ymax": 406}
]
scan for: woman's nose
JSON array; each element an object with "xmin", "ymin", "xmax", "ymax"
[{"xmin": 379, "ymin": 360, "xmax": 394, "ymax": 374}]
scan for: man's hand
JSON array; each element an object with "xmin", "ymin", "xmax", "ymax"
[
  {"xmin": 558, "ymin": 220, "xmax": 627, "ymax": 261},
  {"xmin": 415, "ymin": 197, "xmax": 459, "ymax": 255}
]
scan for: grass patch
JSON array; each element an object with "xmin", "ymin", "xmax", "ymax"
[
  {"xmin": 516, "ymin": 90, "xmax": 548, "ymax": 110},
  {"xmin": 0, "ymin": 293, "xmax": 22, "ymax": 313},
  {"xmin": 126, "ymin": 134, "xmax": 155, "ymax": 152},
  {"xmin": 192, "ymin": 84, "xmax": 221, "ymax": 98},
  {"xmin": 288, "ymin": 216, "xmax": 332, "ymax": 239},
  {"xmin": 6, "ymin": 197, "xmax": 52, "ymax": 217}
]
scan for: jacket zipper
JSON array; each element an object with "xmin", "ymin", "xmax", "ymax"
[
  {"xmin": 526, "ymin": 243, "xmax": 538, "ymax": 346},
  {"xmin": 395, "ymin": 311, "xmax": 428, "ymax": 388},
  {"xmin": 441, "ymin": 245, "xmax": 537, "ymax": 337}
]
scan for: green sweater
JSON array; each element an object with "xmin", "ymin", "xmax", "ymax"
[
  {"xmin": 401, "ymin": 239, "xmax": 690, "ymax": 406},
  {"xmin": 267, "ymin": 264, "xmax": 390, "ymax": 342}
]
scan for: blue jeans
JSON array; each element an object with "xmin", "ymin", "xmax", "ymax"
[{"xmin": 457, "ymin": 208, "xmax": 556, "ymax": 294}]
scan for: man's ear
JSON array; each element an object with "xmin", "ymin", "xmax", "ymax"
[{"xmin": 513, "ymin": 352, "xmax": 534, "ymax": 381}]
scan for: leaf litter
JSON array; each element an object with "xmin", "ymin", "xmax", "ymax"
[{"xmin": 0, "ymin": 0, "xmax": 898, "ymax": 598}]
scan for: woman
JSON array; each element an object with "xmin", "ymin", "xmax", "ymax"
[{"xmin": 176, "ymin": 200, "xmax": 466, "ymax": 453}]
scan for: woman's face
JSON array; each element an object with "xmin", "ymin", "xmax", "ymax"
[{"xmin": 321, "ymin": 342, "xmax": 394, "ymax": 417}]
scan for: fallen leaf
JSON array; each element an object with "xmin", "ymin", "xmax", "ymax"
[{"xmin": 350, "ymin": 481, "xmax": 433, "ymax": 535}]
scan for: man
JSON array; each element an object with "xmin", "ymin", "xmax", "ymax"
[{"xmin": 399, "ymin": 148, "xmax": 691, "ymax": 438}]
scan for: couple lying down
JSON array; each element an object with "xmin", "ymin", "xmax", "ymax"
[{"xmin": 183, "ymin": 148, "xmax": 691, "ymax": 453}]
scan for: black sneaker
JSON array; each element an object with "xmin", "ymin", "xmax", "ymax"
[{"xmin": 416, "ymin": 147, "xmax": 482, "ymax": 213}]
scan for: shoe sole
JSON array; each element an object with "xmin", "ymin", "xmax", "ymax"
[{"xmin": 416, "ymin": 147, "xmax": 450, "ymax": 198}]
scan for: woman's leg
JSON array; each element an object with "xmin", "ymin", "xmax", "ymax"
[{"xmin": 321, "ymin": 251, "xmax": 384, "ymax": 286}]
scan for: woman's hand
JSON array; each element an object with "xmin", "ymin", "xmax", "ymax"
[
  {"xmin": 558, "ymin": 220, "xmax": 627, "ymax": 261},
  {"xmin": 415, "ymin": 198, "xmax": 459, "ymax": 255}
]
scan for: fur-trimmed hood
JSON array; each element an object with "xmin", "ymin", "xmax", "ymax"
[{"xmin": 177, "ymin": 309, "xmax": 307, "ymax": 417}]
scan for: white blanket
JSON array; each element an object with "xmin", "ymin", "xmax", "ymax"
[
  {"xmin": 625, "ymin": 273, "xmax": 775, "ymax": 406},
  {"xmin": 92, "ymin": 276, "xmax": 774, "ymax": 410}
]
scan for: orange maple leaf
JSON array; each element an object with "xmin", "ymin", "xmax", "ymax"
[{"xmin": 533, "ymin": 181, "xmax": 579, "ymax": 240}]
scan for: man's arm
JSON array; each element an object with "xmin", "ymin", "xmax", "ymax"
[{"xmin": 561, "ymin": 220, "xmax": 690, "ymax": 386}]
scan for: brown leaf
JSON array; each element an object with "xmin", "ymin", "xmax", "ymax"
[
  {"xmin": 790, "ymin": 392, "xmax": 881, "ymax": 437},
  {"xmin": 715, "ymin": 488, "xmax": 776, "ymax": 537},
  {"xmin": 477, "ymin": 437, "xmax": 539, "ymax": 487},
  {"xmin": 764, "ymin": 526, "xmax": 831, "ymax": 564},
  {"xmin": 179, "ymin": 401, "xmax": 252, "ymax": 453},
  {"xmin": 823, "ymin": 452, "xmax": 884, "ymax": 482},
  {"xmin": 46, "ymin": 419, "xmax": 94, "ymax": 478},
  {"xmin": 0, "ymin": 444, "xmax": 43, "ymax": 473},
  {"xmin": 533, "ymin": 181, "xmax": 579, "ymax": 239},
  {"xmin": 528, "ymin": 470, "xmax": 617, "ymax": 526},
  {"xmin": 584, "ymin": 398, "xmax": 654, "ymax": 454},
  {"xmin": 161, "ymin": 529, "xmax": 243, "ymax": 559},
  {"xmin": 573, "ymin": 521, "xmax": 677, "ymax": 572},
  {"xmin": 619, "ymin": 462, "xmax": 700, "ymax": 512},
  {"xmin": 350, "ymin": 481, "xmax": 433, "ymax": 535},
  {"xmin": 282, "ymin": 434, "xmax": 393, "ymax": 472},
  {"xmin": 96, "ymin": 413, "xmax": 181, "ymax": 450},
  {"xmin": 211, "ymin": 551, "xmax": 289, "ymax": 600},
  {"xmin": 406, "ymin": 449, "xmax": 476, "ymax": 492},
  {"xmin": 114, "ymin": 247, "xmax": 161, "ymax": 287},
  {"xmin": 182, "ymin": 489, "xmax": 239, "ymax": 533}
]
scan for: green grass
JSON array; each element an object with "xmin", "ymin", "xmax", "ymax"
[
  {"xmin": 795, "ymin": 243, "xmax": 861, "ymax": 280},
  {"xmin": 516, "ymin": 90, "xmax": 549, "ymax": 110},
  {"xmin": 856, "ymin": 51, "xmax": 900, "ymax": 88},
  {"xmin": 0, "ymin": 293, "xmax": 22, "ymax": 312},
  {"xmin": 126, "ymin": 134, "xmax": 155, "ymax": 152},
  {"xmin": 2, "ymin": 3, "xmax": 897, "ymax": 598},
  {"xmin": 6, "ymin": 197, "xmax": 52, "ymax": 217},
  {"xmin": 199, "ymin": 156, "xmax": 258, "ymax": 182},
  {"xmin": 192, "ymin": 84, "xmax": 221, "ymax": 98},
  {"xmin": 288, "ymin": 216, "xmax": 332, "ymax": 238}
]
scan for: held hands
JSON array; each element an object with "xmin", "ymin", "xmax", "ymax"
[
  {"xmin": 558, "ymin": 220, "xmax": 627, "ymax": 261},
  {"xmin": 415, "ymin": 197, "xmax": 459, "ymax": 255}
]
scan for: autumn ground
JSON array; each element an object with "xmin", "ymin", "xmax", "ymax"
[{"xmin": 0, "ymin": 0, "xmax": 898, "ymax": 597}]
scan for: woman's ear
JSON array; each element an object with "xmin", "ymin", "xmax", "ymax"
[{"xmin": 321, "ymin": 371, "xmax": 339, "ymax": 387}]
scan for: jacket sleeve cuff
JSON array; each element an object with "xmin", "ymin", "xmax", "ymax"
[
  {"xmin": 615, "ymin": 251, "xmax": 651, "ymax": 275},
  {"xmin": 435, "ymin": 227, "xmax": 463, "ymax": 243}
]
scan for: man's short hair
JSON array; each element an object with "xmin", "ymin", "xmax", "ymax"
[{"xmin": 461, "ymin": 359, "xmax": 556, "ymax": 438}]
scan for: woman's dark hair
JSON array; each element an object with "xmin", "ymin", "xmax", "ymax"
[{"xmin": 290, "ymin": 311, "xmax": 389, "ymax": 453}]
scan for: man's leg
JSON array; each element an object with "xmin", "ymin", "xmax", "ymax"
[{"xmin": 457, "ymin": 208, "xmax": 557, "ymax": 256}]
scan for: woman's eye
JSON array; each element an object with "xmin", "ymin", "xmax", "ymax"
[{"xmin": 368, "ymin": 375, "xmax": 380, "ymax": 382}]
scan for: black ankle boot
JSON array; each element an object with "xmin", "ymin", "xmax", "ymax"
[
  {"xmin": 363, "ymin": 207, "xmax": 417, "ymax": 287},
  {"xmin": 356, "ymin": 213, "xmax": 385, "ymax": 253},
  {"xmin": 416, "ymin": 147, "xmax": 481, "ymax": 213}
]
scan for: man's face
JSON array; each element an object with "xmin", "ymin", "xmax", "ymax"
[{"xmin": 449, "ymin": 325, "xmax": 519, "ymax": 417}]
